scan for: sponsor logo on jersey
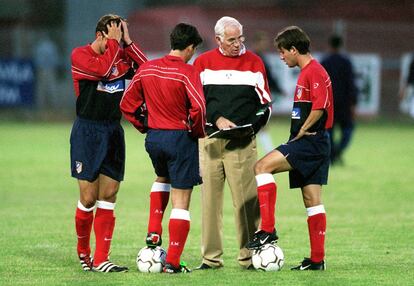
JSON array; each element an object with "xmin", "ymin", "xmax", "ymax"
[
  {"xmin": 292, "ymin": 107, "xmax": 301, "ymax": 119},
  {"xmin": 75, "ymin": 161, "xmax": 83, "ymax": 173},
  {"xmin": 97, "ymin": 79, "xmax": 125, "ymax": 94},
  {"xmin": 313, "ymin": 82, "xmax": 319, "ymax": 89}
]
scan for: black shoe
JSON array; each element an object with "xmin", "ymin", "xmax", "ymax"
[
  {"xmin": 92, "ymin": 261, "xmax": 129, "ymax": 272},
  {"xmin": 246, "ymin": 264, "xmax": 256, "ymax": 270},
  {"xmin": 146, "ymin": 232, "xmax": 162, "ymax": 248},
  {"xmin": 163, "ymin": 262, "xmax": 191, "ymax": 274},
  {"xmin": 194, "ymin": 263, "xmax": 212, "ymax": 270},
  {"xmin": 246, "ymin": 229, "xmax": 278, "ymax": 250},
  {"xmin": 291, "ymin": 258, "xmax": 326, "ymax": 271},
  {"xmin": 79, "ymin": 254, "xmax": 93, "ymax": 271}
]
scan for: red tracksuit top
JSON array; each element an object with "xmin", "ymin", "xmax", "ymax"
[{"xmin": 120, "ymin": 55, "xmax": 206, "ymax": 138}]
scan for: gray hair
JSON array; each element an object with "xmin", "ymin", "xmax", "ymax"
[{"xmin": 214, "ymin": 16, "xmax": 243, "ymax": 40}]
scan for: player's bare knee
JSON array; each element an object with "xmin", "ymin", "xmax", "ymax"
[
  {"xmin": 80, "ymin": 195, "xmax": 96, "ymax": 209},
  {"xmin": 254, "ymin": 159, "xmax": 269, "ymax": 175},
  {"xmin": 100, "ymin": 190, "xmax": 118, "ymax": 202}
]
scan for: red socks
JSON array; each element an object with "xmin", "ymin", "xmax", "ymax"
[
  {"xmin": 165, "ymin": 209, "xmax": 190, "ymax": 268},
  {"xmin": 93, "ymin": 201, "xmax": 116, "ymax": 266},
  {"xmin": 148, "ymin": 182, "xmax": 170, "ymax": 235},
  {"xmin": 75, "ymin": 201, "xmax": 94, "ymax": 257},
  {"xmin": 307, "ymin": 205, "xmax": 326, "ymax": 263},
  {"xmin": 256, "ymin": 174, "xmax": 277, "ymax": 233}
]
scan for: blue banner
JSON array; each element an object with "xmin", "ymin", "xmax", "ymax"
[{"xmin": 0, "ymin": 59, "xmax": 35, "ymax": 107}]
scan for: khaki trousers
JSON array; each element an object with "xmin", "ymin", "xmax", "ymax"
[{"xmin": 199, "ymin": 137, "xmax": 260, "ymax": 268}]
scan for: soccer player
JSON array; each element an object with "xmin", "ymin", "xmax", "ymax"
[
  {"xmin": 70, "ymin": 14, "xmax": 148, "ymax": 272},
  {"xmin": 246, "ymin": 26, "xmax": 333, "ymax": 271},
  {"xmin": 120, "ymin": 23, "xmax": 205, "ymax": 274},
  {"xmin": 193, "ymin": 16, "xmax": 272, "ymax": 270}
]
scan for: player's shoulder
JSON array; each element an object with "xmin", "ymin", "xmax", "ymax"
[
  {"xmin": 194, "ymin": 48, "xmax": 220, "ymax": 64},
  {"xmin": 71, "ymin": 44, "xmax": 93, "ymax": 63},
  {"xmin": 244, "ymin": 50, "xmax": 263, "ymax": 61},
  {"xmin": 307, "ymin": 60, "xmax": 329, "ymax": 75}
]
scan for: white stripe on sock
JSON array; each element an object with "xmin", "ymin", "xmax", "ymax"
[
  {"xmin": 170, "ymin": 208, "xmax": 190, "ymax": 221},
  {"xmin": 150, "ymin": 182, "xmax": 171, "ymax": 193},
  {"xmin": 255, "ymin": 173, "xmax": 275, "ymax": 187},
  {"xmin": 306, "ymin": 205, "xmax": 326, "ymax": 217},
  {"xmin": 96, "ymin": 200, "xmax": 115, "ymax": 210},
  {"xmin": 77, "ymin": 200, "xmax": 95, "ymax": 212}
]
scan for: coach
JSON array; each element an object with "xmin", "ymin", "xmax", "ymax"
[{"xmin": 193, "ymin": 16, "xmax": 272, "ymax": 270}]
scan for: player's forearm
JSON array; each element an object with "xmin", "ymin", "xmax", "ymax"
[{"xmin": 301, "ymin": 109, "xmax": 324, "ymax": 131}]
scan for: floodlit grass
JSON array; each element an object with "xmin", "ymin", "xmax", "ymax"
[{"xmin": 0, "ymin": 119, "xmax": 413, "ymax": 285}]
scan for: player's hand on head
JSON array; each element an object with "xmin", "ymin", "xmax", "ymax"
[
  {"xmin": 121, "ymin": 19, "xmax": 132, "ymax": 46},
  {"xmin": 103, "ymin": 20, "xmax": 122, "ymax": 43}
]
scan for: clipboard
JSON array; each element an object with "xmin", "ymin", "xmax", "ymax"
[{"xmin": 208, "ymin": 124, "xmax": 254, "ymax": 139}]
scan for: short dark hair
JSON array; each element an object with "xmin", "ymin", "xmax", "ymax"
[
  {"xmin": 329, "ymin": 35, "xmax": 343, "ymax": 49},
  {"xmin": 274, "ymin": 26, "xmax": 310, "ymax": 55},
  {"xmin": 170, "ymin": 23, "xmax": 203, "ymax": 51},
  {"xmin": 95, "ymin": 14, "xmax": 124, "ymax": 34}
]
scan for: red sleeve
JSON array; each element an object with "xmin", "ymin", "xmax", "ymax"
[
  {"xmin": 310, "ymin": 71, "xmax": 330, "ymax": 110},
  {"xmin": 124, "ymin": 42, "xmax": 149, "ymax": 66},
  {"xmin": 120, "ymin": 71, "xmax": 147, "ymax": 133},
  {"xmin": 71, "ymin": 39, "xmax": 121, "ymax": 79},
  {"xmin": 186, "ymin": 68, "xmax": 206, "ymax": 138}
]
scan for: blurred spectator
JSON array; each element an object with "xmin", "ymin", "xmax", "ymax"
[
  {"xmin": 33, "ymin": 33, "xmax": 59, "ymax": 109},
  {"xmin": 399, "ymin": 56, "xmax": 414, "ymax": 118},
  {"xmin": 321, "ymin": 35, "xmax": 358, "ymax": 165},
  {"xmin": 252, "ymin": 31, "xmax": 284, "ymax": 153}
]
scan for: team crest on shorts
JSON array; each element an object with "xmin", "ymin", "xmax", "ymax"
[{"xmin": 75, "ymin": 161, "xmax": 83, "ymax": 174}]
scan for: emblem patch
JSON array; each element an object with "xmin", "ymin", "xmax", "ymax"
[
  {"xmin": 296, "ymin": 87, "xmax": 302, "ymax": 99},
  {"xmin": 75, "ymin": 161, "xmax": 83, "ymax": 174}
]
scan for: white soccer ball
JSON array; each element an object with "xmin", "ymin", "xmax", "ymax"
[
  {"xmin": 252, "ymin": 244, "xmax": 284, "ymax": 271},
  {"xmin": 136, "ymin": 246, "xmax": 166, "ymax": 273}
]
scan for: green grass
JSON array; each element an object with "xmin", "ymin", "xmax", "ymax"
[{"xmin": 0, "ymin": 119, "xmax": 413, "ymax": 285}]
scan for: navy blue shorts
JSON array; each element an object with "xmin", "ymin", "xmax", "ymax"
[
  {"xmin": 276, "ymin": 131, "xmax": 330, "ymax": 189},
  {"xmin": 145, "ymin": 129, "xmax": 202, "ymax": 189},
  {"xmin": 70, "ymin": 117, "xmax": 125, "ymax": 182}
]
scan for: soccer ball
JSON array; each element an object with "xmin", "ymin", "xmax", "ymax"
[
  {"xmin": 252, "ymin": 244, "xmax": 284, "ymax": 271},
  {"xmin": 136, "ymin": 246, "xmax": 166, "ymax": 273}
]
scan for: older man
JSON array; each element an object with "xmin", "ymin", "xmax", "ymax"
[{"xmin": 193, "ymin": 16, "xmax": 272, "ymax": 270}]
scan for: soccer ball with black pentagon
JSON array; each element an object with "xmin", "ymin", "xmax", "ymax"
[
  {"xmin": 136, "ymin": 246, "xmax": 166, "ymax": 273},
  {"xmin": 252, "ymin": 244, "xmax": 284, "ymax": 271}
]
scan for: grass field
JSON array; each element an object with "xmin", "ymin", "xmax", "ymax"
[{"xmin": 0, "ymin": 119, "xmax": 413, "ymax": 285}]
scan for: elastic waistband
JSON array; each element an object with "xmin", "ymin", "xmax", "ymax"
[{"xmin": 76, "ymin": 117, "xmax": 120, "ymax": 126}]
